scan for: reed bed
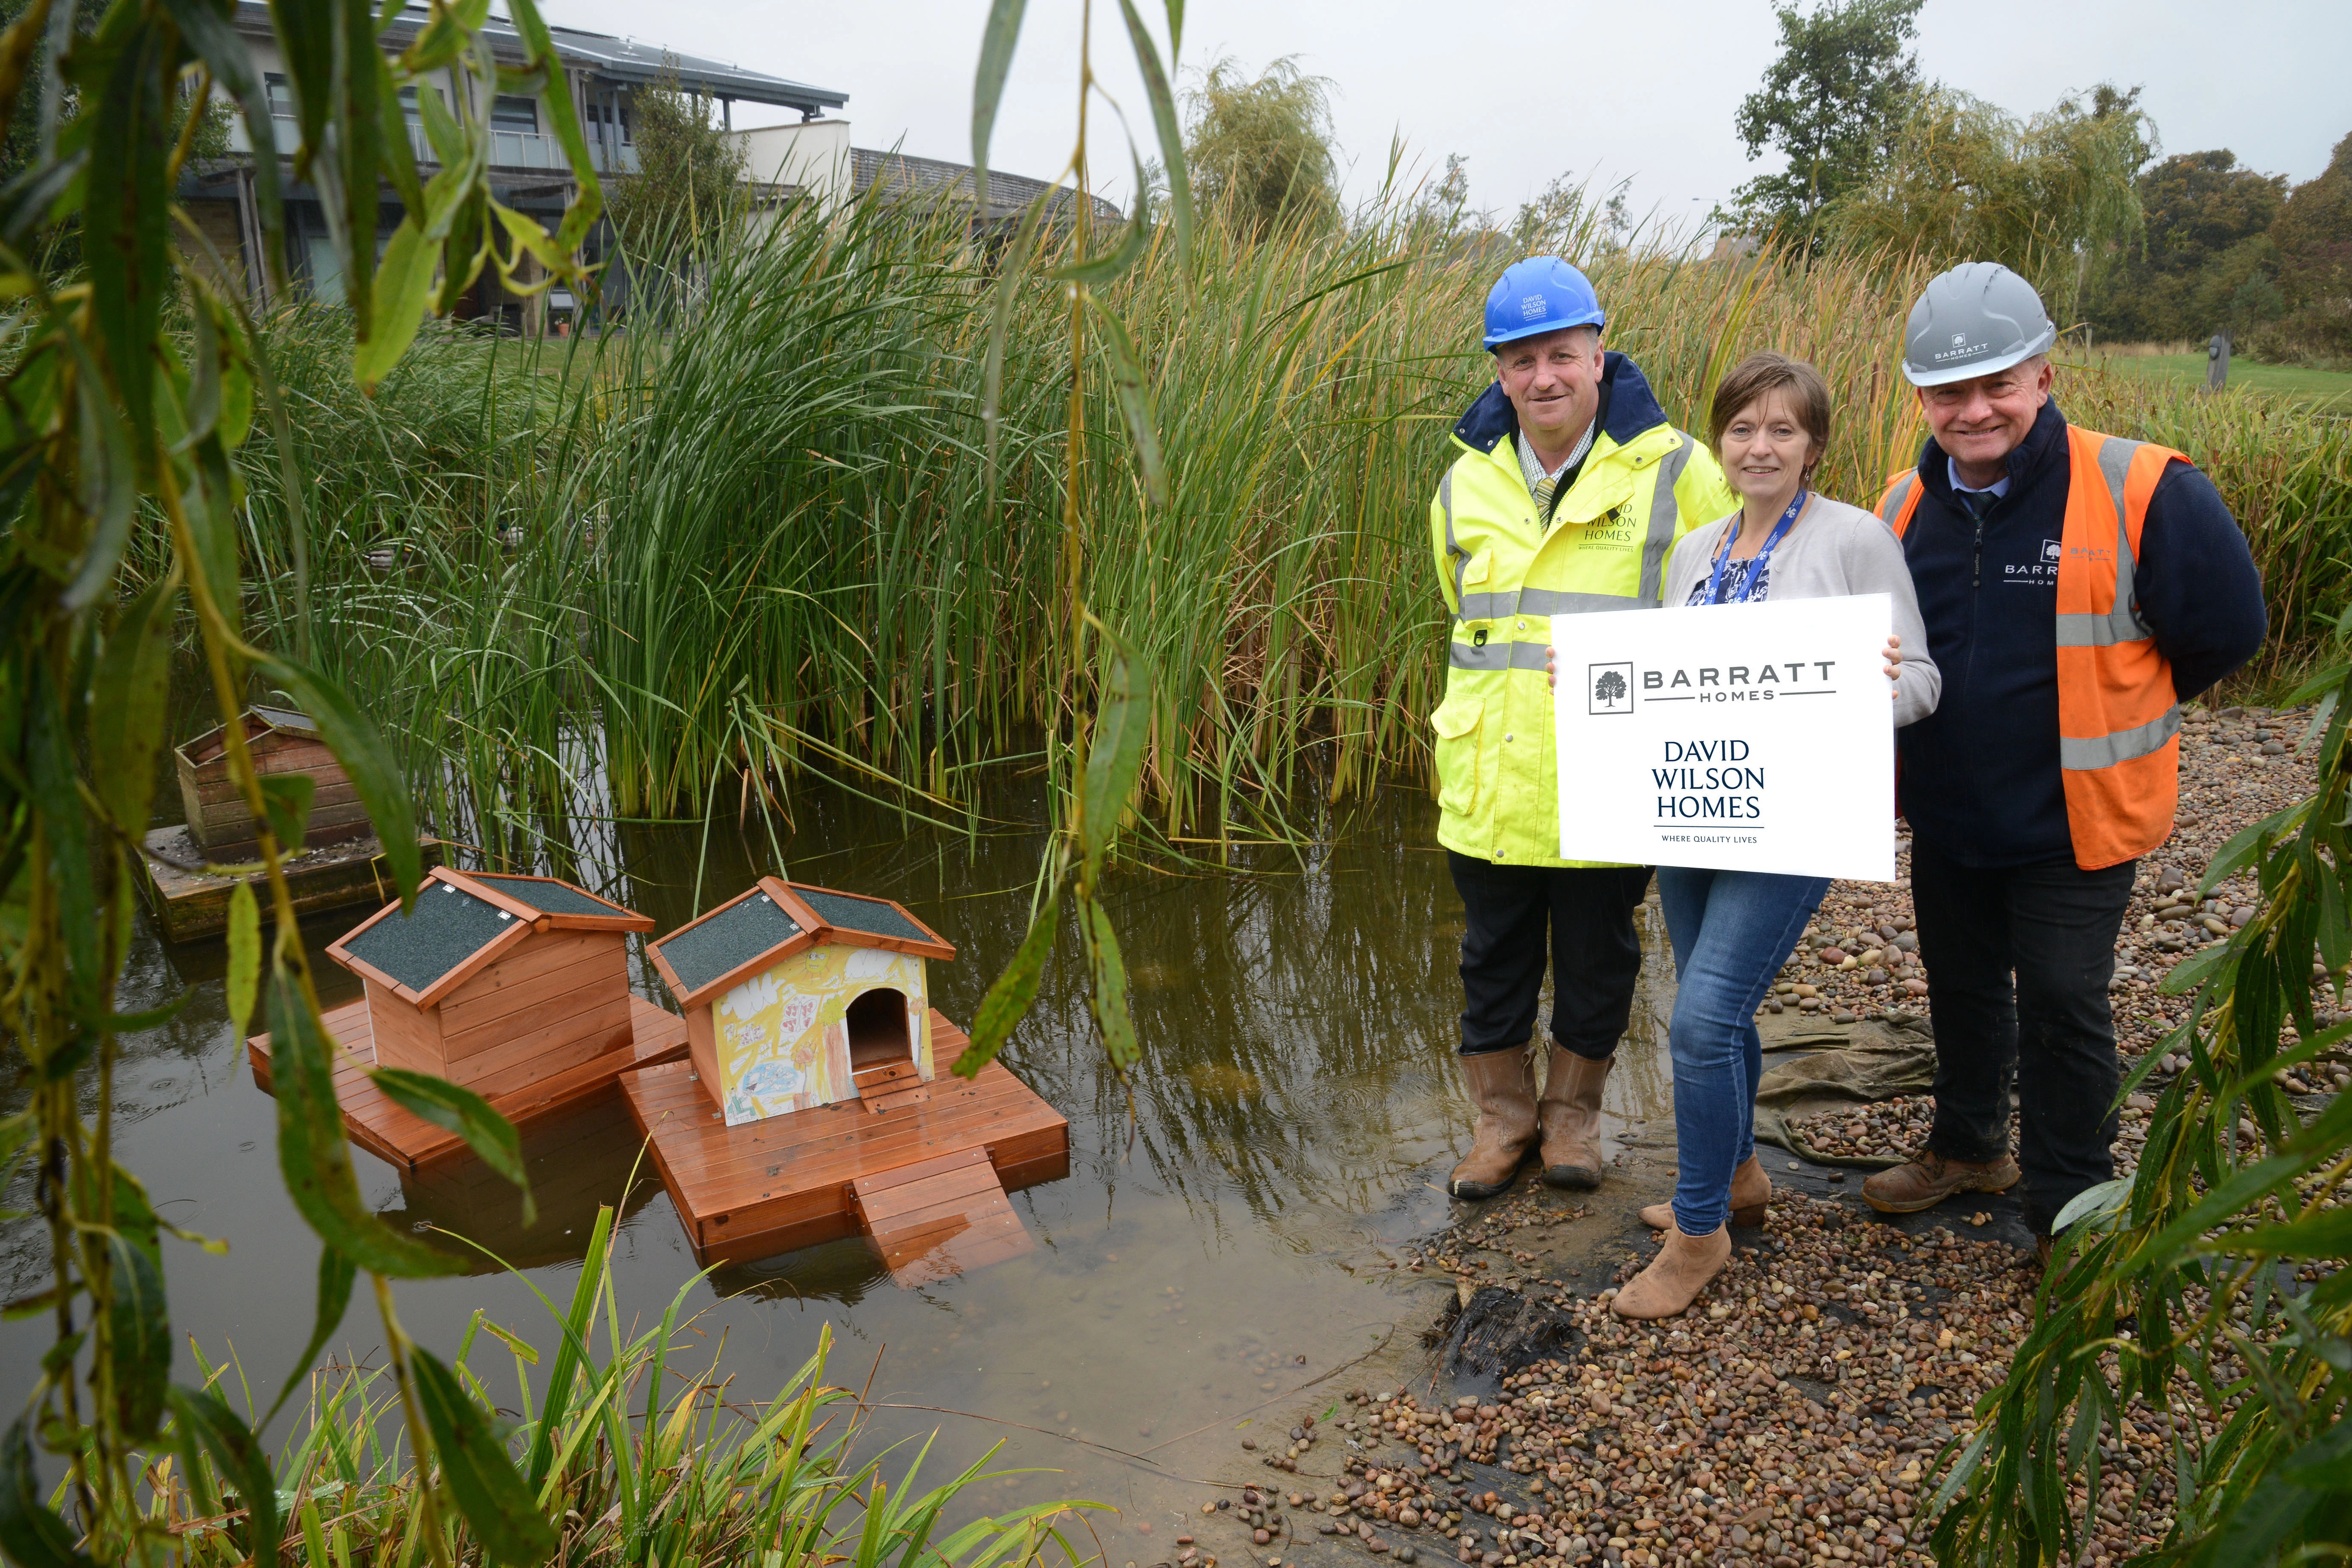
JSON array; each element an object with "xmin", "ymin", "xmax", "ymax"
[
  {"xmin": 193, "ymin": 197, "xmax": 2352, "ymax": 842},
  {"xmin": 144, "ymin": 1209, "xmax": 1090, "ymax": 1568}
]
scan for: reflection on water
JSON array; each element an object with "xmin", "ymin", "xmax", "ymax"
[{"xmin": 0, "ymin": 777, "xmax": 1670, "ymax": 1520}]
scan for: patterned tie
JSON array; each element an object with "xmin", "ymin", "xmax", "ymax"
[{"xmin": 1532, "ymin": 471, "xmax": 1560, "ymax": 524}]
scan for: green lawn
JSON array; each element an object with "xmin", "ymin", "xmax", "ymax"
[{"xmin": 2086, "ymin": 350, "xmax": 2352, "ymax": 411}]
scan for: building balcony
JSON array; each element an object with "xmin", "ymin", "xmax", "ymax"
[{"xmin": 261, "ymin": 113, "xmax": 638, "ymax": 176}]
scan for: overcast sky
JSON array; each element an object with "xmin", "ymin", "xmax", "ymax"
[{"xmin": 544, "ymin": 0, "xmax": 2350, "ymax": 236}]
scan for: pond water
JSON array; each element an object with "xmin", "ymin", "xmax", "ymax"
[{"xmin": 1, "ymin": 778, "xmax": 1673, "ymax": 1524}]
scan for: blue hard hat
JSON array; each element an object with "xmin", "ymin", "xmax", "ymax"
[{"xmin": 1483, "ymin": 257, "xmax": 1605, "ymax": 351}]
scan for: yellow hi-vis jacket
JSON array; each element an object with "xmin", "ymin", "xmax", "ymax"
[{"xmin": 1427, "ymin": 355, "xmax": 1738, "ymax": 866}]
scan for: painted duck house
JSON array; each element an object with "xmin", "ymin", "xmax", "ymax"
[
  {"xmin": 622, "ymin": 878, "xmax": 1069, "ymax": 1280},
  {"xmin": 646, "ymin": 877, "xmax": 956, "ymax": 1121}
]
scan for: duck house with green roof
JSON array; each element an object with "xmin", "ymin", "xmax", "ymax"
[
  {"xmin": 623, "ymin": 878, "xmax": 1069, "ymax": 1282},
  {"xmin": 247, "ymin": 867, "xmax": 688, "ymax": 1175}
]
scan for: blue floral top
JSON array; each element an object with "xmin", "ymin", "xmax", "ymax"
[{"xmin": 1685, "ymin": 555, "xmax": 1771, "ymax": 605}]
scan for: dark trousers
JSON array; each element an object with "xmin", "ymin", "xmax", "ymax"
[
  {"xmin": 1448, "ymin": 853, "xmax": 1653, "ymax": 1060},
  {"xmin": 1911, "ymin": 836, "xmax": 2136, "ymax": 1234}
]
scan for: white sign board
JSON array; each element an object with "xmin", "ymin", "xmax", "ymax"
[{"xmin": 1552, "ymin": 594, "xmax": 1896, "ymax": 881}]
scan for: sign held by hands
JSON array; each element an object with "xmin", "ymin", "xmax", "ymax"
[{"xmin": 1552, "ymin": 594, "xmax": 1897, "ymax": 881}]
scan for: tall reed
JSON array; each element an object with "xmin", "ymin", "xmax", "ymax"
[{"xmin": 208, "ymin": 198, "xmax": 2352, "ymax": 845}]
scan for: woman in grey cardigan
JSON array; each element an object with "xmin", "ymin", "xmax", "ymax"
[{"xmin": 1614, "ymin": 352, "xmax": 1940, "ymax": 1319}]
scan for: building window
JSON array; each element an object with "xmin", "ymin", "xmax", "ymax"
[
  {"xmin": 398, "ymin": 84, "xmax": 446, "ymax": 125},
  {"xmin": 265, "ymin": 73, "xmax": 294, "ymax": 119},
  {"xmin": 491, "ymin": 95, "xmax": 539, "ymax": 134}
]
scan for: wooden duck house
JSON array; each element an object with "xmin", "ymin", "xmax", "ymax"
[
  {"xmin": 622, "ymin": 879, "xmax": 1069, "ymax": 1282},
  {"xmin": 646, "ymin": 877, "xmax": 955, "ymax": 1120},
  {"xmin": 176, "ymin": 707, "xmax": 370, "ymax": 861},
  {"xmin": 140, "ymin": 706, "xmax": 442, "ymax": 943},
  {"xmin": 247, "ymin": 868, "xmax": 688, "ymax": 1174}
]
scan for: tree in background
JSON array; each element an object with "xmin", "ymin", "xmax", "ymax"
[
  {"xmin": 1424, "ymin": 152, "xmax": 1473, "ymax": 232},
  {"xmin": 1828, "ymin": 83, "xmax": 2152, "ymax": 325},
  {"xmin": 2084, "ymin": 150, "xmax": 2286, "ymax": 342},
  {"xmin": 1717, "ymin": 0, "xmax": 1925, "ymax": 253},
  {"xmin": 1183, "ymin": 55, "xmax": 1340, "ymax": 235},
  {"xmin": 602, "ymin": 61, "xmax": 749, "ymax": 263},
  {"xmin": 2262, "ymin": 130, "xmax": 2352, "ymax": 363}
]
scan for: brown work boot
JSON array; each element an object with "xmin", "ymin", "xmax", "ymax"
[
  {"xmin": 1448, "ymin": 1049, "xmax": 1538, "ymax": 1199},
  {"xmin": 1639, "ymin": 1155, "xmax": 1771, "ymax": 1231},
  {"xmin": 1537, "ymin": 1046, "xmax": 1611, "ymax": 1190},
  {"xmin": 1611, "ymin": 1223, "xmax": 1732, "ymax": 1320},
  {"xmin": 1861, "ymin": 1150, "xmax": 2022, "ymax": 1214}
]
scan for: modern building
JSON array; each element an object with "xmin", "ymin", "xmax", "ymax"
[
  {"xmin": 183, "ymin": 4, "xmax": 1118, "ymax": 332},
  {"xmin": 180, "ymin": 3, "xmax": 845, "ymax": 329}
]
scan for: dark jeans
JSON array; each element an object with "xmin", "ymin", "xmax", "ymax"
[
  {"xmin": 1448, "ymin": 853, "xmax": 1653, "ymax": 1060},
  {"xmin": 1911, "ymin": 836, "xmax": 2137, "ymax": 1234}
]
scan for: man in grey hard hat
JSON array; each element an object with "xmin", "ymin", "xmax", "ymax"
[{"xmin": 1859, "ymin": 262, "xmax": 2266, "ymax": 1257}]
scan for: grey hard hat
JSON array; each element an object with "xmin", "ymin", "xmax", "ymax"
[{"xmin": 1900, "ymin": 262, "xmax": 2057, "ymax": 387}]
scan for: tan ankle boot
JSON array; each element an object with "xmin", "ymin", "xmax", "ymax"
[
  {"xmin": 1639, "ymin": 1155, "xmax": 1772, "ymax": 1231},
  {"xmin": 1861, "ymin": 1150, "xmax": 2021, "ymax": 1214},
  {"xmin": 1610, "ymin": 1223, "xmax": 1732, "ymax": 1320},
  {"xmin": 1448, "ymin": 1049, "xmax": 1537, "ymax": 1199},
  {"xmin": 1537, "ymin": 1046, "xmax": 1610, "ymax": 1190}
]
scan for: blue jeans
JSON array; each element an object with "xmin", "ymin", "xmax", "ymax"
[{"xmin": 1655, "ymin": 866, "xmax": 1830, "ymax": 1234}]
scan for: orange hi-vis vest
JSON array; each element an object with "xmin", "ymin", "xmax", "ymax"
[{"xmin": 1877, "ymin": 427, "xmax": 2187, "ymax": 871}]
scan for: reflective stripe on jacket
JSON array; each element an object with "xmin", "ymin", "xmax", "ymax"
[
  {"xmin": 1877, "ymin": 425, "xmax": 2187, "ymax": 870},
  {"xmin": 1427, "ymin": 354, "xmax": 1738, "ymax": 866}
]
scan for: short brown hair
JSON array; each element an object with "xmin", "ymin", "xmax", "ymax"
[{"xmin": 1709, "ymin": 352, "xmax": 1833, "ymax": 477}]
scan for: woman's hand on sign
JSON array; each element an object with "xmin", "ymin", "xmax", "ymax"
[
  {"xmin": 1545, "ymin": 645, "xmax": 1557, "ymax": 690},
  {"xmin": 1883, "ymin": 634, "xmax": 1902, "ymax": 697}
]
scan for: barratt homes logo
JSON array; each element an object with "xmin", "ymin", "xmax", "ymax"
[
  {"xmin": 1930, "ymin": 332, "xmax": 1987, "ymax": 365},
  {"xmin": 1590, "ymin": 662, "xmax": 1633, "ymax": 715},
  {"xmin": 2006, "ymin": 539, "xmax": 2064, "ymax": 585}
]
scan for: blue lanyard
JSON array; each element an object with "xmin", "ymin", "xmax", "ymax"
[{"xmin": 1703, "ymin": 490, "xmax": 1807, "ymax": 605}]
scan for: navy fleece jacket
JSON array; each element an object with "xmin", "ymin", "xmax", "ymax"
[{"xmin": 1894, "ymin": 399, "xmax": 2267, "ymax": 868}]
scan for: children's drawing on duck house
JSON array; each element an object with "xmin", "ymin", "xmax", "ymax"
[
  {"xmin": 713, "ymin": 945, "xmax": 931, "ymax": 1124},
  {"xmin": 643, "ymin": 877, "xmax": 957, "ymax": 1131}
]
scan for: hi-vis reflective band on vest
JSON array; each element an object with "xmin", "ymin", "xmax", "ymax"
[
  {"xmin": 1428, "ymin": 406, "xmax": 1732, "ymax": 867},
  {"xmin": 1878, "ymin": 427, "xmax": 2187, "ymax": 870}
]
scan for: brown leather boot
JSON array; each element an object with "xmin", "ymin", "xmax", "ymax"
[
  {"xmin": 1610, "ymin": 1223, "xmax": 1732, "ymax": 1320},
  {"xmin": 1448, "ymin": 1049, "xmax": 1537, "ymax": 1199},
  {"xmin": 1862, "ymin": 1150, "xmax": 2022, "ymax": 1213},
  {"xmin": 1537, "ymin": 1046, "xmax": 1611, "ymax": 1190},
  {"xmin": 1639, "ymin": 1155, "xmax": 1771, "ymax": 1231}
]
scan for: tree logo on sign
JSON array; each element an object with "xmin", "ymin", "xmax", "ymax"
[{"xmin": 1590, "ymin": 663, "xmax": 1634, "ymax": 714}]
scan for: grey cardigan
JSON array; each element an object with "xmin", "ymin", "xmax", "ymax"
[{"xmin": 1662, "ymin": 495, "xmax": 1942, "ymax": 728}]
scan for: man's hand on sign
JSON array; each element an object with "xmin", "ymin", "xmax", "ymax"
[{"xmin": 1547, "ymin": 636, "xmax": 1902, "ymax": 695}]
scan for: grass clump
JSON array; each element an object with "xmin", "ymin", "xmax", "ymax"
[{"xmin": 147, "ymin": 1208, "xmax": 1093, "ymax": 1568}]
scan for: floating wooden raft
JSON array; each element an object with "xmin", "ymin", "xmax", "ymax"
[
  {"xmin": 135, "ymin": 827, "xmax": 442, "ymax": 943},
  {"xmin": 248, "ymin": 994, "xmax": 687, "ymax": 1177},
  {"xmin": 619, "ymin": 1012, "xmax": 1068, "ymax": 1281}
]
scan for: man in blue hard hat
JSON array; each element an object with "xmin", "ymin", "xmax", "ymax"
[{"xmin": 1429, "ymin": 257, "xmax": 1738, "ymax": 1200}]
